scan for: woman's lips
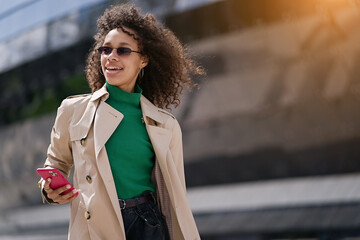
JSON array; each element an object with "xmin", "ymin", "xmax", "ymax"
[{"xmin": 105, "ymin": 66, "xmax": 123, "ymax": 73}]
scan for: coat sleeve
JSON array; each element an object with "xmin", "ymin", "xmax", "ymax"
[
  {"xmin": 38, "ymin": 99, "xmax": 74, "ymax": 204},
  {"xmin": 169, "ymin": 119, "xmax": 187, "ymax": 193}
]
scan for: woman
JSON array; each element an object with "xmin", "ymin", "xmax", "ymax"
[{"xmin": 38, "ymin": 3, "xmax": 203, "ymax": 240}]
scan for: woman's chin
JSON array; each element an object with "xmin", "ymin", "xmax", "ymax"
[{"xmin": 105, "ymin": 77, "xmax": 121, "ymax": 85}]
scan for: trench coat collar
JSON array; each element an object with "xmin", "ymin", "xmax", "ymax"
[
  {"xmin": 140, "ymin": 95, "xmax": 165, "ymax": 125},
  {"xmin": 90, "ymin": 83, "xmax": 165, "ymax": 124},
  {"xmin": 90, "ymin": 83, "xmax": 109, "ymax": 102}
]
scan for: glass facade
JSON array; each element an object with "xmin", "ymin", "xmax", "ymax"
[{"xmin": 0, "ymin": 0, "xmax": 106, "ymax": 42}]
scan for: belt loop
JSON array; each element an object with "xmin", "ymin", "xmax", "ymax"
[{"xmin": 120, "ymin": 199, "xmax": 126, "ymax": 210}]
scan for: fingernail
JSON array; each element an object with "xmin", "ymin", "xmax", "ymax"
[
  {"xmin": 47, "ymin": 178, "xmax": 51, "ymax": 182},
  {"xmin": 66, "ymin": 185, "xmax": 71, "ymax": 189},
  {"xmin": 73, "ymin": 190, "xmax": 77, "ymax": 194}
]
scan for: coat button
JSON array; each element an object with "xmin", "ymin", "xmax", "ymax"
[
  {"xmin": 86, "ymin": 175, "xmax": 92, "ymax": 184},
  {"xmin": 80, "ymin": 138, "xmax": 87, "ymax": 146},
  {"xmin": 85, "ymin": 211, "xmax": 91, "ymax": 220}
]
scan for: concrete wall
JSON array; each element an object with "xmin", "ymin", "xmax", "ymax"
[
  {"xmin": 180, "ymin": 5, "xmax": 360, "ymax": 186},
  {"xmin": 0, "ymin": 114, "xmax": 54, "ymax": 208},
  {"xmin": 179, "ymin": 5, "xmax": 360, "ymax": 159}
]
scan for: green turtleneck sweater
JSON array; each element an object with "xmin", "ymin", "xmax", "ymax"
[{"xmin": 105, "ymin": 81, "xmax": 155, "ymax": 200}]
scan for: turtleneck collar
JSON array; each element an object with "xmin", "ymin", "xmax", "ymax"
[{"xmin": 106, "ymin": 81, "xmax": 142, "ymax": 107}]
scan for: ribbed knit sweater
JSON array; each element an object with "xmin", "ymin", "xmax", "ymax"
[{"xmin": 105, "ymin": 81, "xmax": 155, "ymax": 200}]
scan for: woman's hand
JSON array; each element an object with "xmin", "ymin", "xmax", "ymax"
[{"xmin": 44, "ymin": 178, "xmax": 79, "ymax": 204}]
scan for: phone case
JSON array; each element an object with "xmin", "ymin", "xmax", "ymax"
[{"xmin": 37, "ymin": 167, "xmax": 74, "ymax": 195}]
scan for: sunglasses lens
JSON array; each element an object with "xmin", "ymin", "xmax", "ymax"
[
  {"xmin": 103, "ymin": 47, "xmax": 112, "ymax": 55},
  {"xmin": 117, "ymin": 48, "xmax": 132, "ymax": 56},
  {"xmin": 98, "ymin": 47, "xmax": 112, "ymax": 55}
]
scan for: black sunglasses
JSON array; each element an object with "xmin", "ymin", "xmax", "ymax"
[{"xmin": 97, "ymin": 46, "xmax": 142, "ymax": 56}]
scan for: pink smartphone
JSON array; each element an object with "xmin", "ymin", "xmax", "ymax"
[{"xmin": 37, "ymin": 167, "xmax": 74, "ymax": 195}]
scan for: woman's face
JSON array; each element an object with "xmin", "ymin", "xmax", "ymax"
[{"xmin": 100, "ymin": 28, "xmax": 148, "ymax": 92}]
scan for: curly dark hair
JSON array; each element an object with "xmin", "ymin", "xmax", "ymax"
[{"xmin": 85, "ymin": 3, "xmax": 204, "ymax": 109}]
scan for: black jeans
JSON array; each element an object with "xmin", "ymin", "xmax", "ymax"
[{"xmin": 121, "ymin": 199, "xmax": 170, "ymax": 240}]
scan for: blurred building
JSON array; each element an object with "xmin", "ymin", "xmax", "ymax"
[{"xmin": 1, "ymin": 0, "xmax": 360, "ymax": 239}]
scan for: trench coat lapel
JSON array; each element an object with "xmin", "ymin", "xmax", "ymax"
[
  {"xmin": 89, "ymin": 84, "xmax": 123, "ymax": 157},
  {"xmin": 93, "ymin": 101, "xmax": 123, "ymax": 206},
  {"xmin": 88, "ymin": 85, "xmax": 124, "ymax": 224},
  {"xmin": 140, "ymin": 96, "xmax": 175, "ymax": 196},
  {"xmin": 140, "ymin": 96, "xmax": 172, "ymax": 159},
  {"xmin": 93, "ymin": 101, "xmax": 123, "ymax": 156}
]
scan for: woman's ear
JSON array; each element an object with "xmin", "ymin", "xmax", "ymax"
[{"xmin": 141, "ymin": 55, "xmax": 149, "ymax": 68}]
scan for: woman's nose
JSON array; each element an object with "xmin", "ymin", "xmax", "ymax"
[{"xmin": 108, "ymin": 49, "xmax": 119, "ymax": 61}]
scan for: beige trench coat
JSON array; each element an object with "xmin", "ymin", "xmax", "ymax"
[{"xmin": 39, "ymin": 84, "xmax": 200, "ymax": 240}]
